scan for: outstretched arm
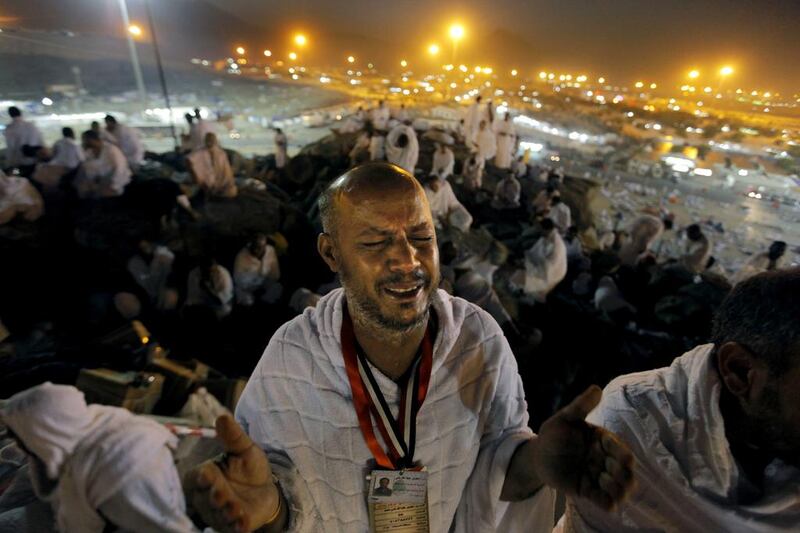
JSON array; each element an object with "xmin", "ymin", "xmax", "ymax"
[{"xmin": 501, "ymin": 386, "xmax": 636, "ymax": 511}]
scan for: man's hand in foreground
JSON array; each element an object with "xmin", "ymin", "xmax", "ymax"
[
  {"xmin": 502, "ymin": 386, "xmax": 636, "ymax": 511},
  {"xmin": 185, "ymin": 415, "xmax": 282, "ymax": 533}
]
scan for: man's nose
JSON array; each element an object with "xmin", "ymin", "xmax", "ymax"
[{"xmin": 387, "ymin": 236, "xmax": 421, "ymax": 273}]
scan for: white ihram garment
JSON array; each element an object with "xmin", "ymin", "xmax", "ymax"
[
  {"xmin": 236, "ymin": 288, "xmax": 556, "ymax": 533},
  {"xmin": 385, "ymin": 124, "xmax": 419, "ymax": 174},
  {"xmin": 424, "ymin": 180, "xmax": 473, "ymax": 232},
  {"xmin": 430, "ymin": 147, "xmax": 455, "ymax": 179},
  {"xmin": 522, "ymin": 231, "xmax": 567, "ymax": 302},
  {"xmin": 493, "ymin": 120, "xmax": 515, "ymax": 169},
  {"xmin": 3, "ymin": 117, "xmax": 44, "ymax": 168},
  {"xmin": 108, "ymin": 124, "xmax": 145, "ymax": 167},
  {"xmin": 0, "ymin": 383, "xmax": 196, "ymax": 533},
  {"xmin": 562, "ymin": 344, "xmax": 800, "ymax": 532}
]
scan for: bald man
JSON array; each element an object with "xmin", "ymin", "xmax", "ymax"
[{"xmin": 185, "ymin": 162, "xmax": 634, "ymax": 533}]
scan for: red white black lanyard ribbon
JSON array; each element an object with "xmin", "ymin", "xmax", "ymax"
[{"xmin": 341, "ymin": 305, "xmax": 434, "ymax": 470}]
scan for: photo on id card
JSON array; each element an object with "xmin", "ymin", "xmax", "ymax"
[{"xmin": 368, "ymin": 469, "xmax": 427, "ymax": 504}]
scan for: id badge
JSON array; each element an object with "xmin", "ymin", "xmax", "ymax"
[{"xmin": 367, "ymin": 469, "xmax": 429, "ymax": 532}]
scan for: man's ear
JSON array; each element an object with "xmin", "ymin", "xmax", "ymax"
[
  {"xmin": 317, "ymin": 233, "xmax": 340, "ymax": 273},
  {"xmin": 716, "ymin": 342, "xmax": 761, "ymax": 398}
]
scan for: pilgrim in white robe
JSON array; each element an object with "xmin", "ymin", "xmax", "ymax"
[
  {"xmin": 107, "ymin": 123, "xmax": 145, "ymax": 167},
  {"xmin": 0, "ymin": 171, "xmax": 44, "ymax": 224},
  {"xmin": 461, "ymin": 156, "xmax": 485, "ymax": 190},
  {"xmin": 32, "ymin": 138, "xmax": 86, "ymax": 190},
  {"xmin": 424, "ymin": 180, "xmax": 472, "ymax": 232},
  {"xmin": 385, "ymin": 124, "xmax": 419, "ymax": 174},
  {"xmin": 618, "ymin": 214, "xmax": 663, "ymax": 266},
  {"xmin": 77, "ymin": 141, "xmax": 132, "ymax": 198},
  {"xmin": 491, "ymin": 176, "xmax": 521, "ymax": 209},
  {"xmin": 185, "ymin": 264, "xmax": 234, "ymax": 319},
  {"xmin": 274, "ymin": 131, "xmax": 288, "ymax": 169},
  {"xmin": 186, "ymin": 144, "xmax": 238, "ymax": 198},
  {"xmin": 681, "ymin": 232, "xmax": 712, "ymax": 274},
  {"xmin": 549, "ymin": 201, "xmax": 572, "ymax": 234},
  {"xmin": 521, "ymin": 230, "xmax": 567, "ymax": 302},
  {"xmin": 368, "ymin": 134, "xmax": 385, "ymax": 161},
  {"xmin": 0, "ymin": 383, "xmax": 197, "ymax": 533},
  {"xmin": 127, "ymin": 245, "xmax": 176, "ymax": 310},
  {"xmin": 3, "ymin": 116, "xmax": 44, "ymax": 169},
  {"xmin": 732, "ymin": 250, "xmax": 788, "ymax": 285},
  {"xmin": 561, "ymin": 344, "xmax": 800, "ymax": 532},
  {"xmin": 475, "ymin": 125, "xmax": 497, "ymax": 163},
  {"xmin": 370, "ymin": 103, "xmax": 390, "ymax": 130},
  {"xmin": 430, "ymin": 146, "xmax": 455, "ymax": 179},
  {"xmin": 493, "ymin": 118, "xmax": 515, "ymax": 169},
  {"xmin": 235, "ymin": 288, "xmax": 556, "ymax": 533},
  {"xmin": 190, "ymin": 119, "xmax": 215, "ymax": 150},
  {"xmin": 463, "ymin": 101, "xmax": 482, "ymax": 144},
  {"xmin": 50, "ymin": 138, "xmax": 85, "ymax": 170},
  {"xmin": 234, "ymin": 244, "xmax": 282, "ymax": 306}
]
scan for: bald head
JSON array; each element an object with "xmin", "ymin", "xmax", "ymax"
[{"xmin": 319, "ymin": 162, "xmax": 426, "ymax": 236}]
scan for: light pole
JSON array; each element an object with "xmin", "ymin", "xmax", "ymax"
[
  {"xmin": 117, "ymin": 0, "xmax": 147, "ymax": 107},
  {"xmin": 144, "ymin": 0, "xmax": 178, "ymax": 150}
]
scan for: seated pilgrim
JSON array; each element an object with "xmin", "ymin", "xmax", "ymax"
[
  {"xmin": 563, "ymin": 268, "xmax": 800, "ymax": 532},
  {"xmin": 186, "ymin": 132, "xmax": 238, "ymax": 199},
  {"xmin": 511, "ymin": 218, "xmax": 568, "ymax": 303},
  {"xmin": 74, "ymin": 130, "xmax": 131, "ymax": 198},
  {"xmin": 185, "ymin": 257, "xmax": 234, "ymax": 319},
  {"xmin": 0, "ymin": 169, "xmax": 44, "ymax": 224},
  {"xmin": 491, "ymin": 172, "xmax": 522, "ymax": 210},
  {"xmin": 385, "ymin": 124, "xmax": 419, "ymax": 174},
  {"xmin": 234, "ymin": 233, "xmax": 283, "ymax": 306},
  {"xmin": 429, "ymin": 142, "xmax": 455, "ymax": 180},
  {"xmin": 0, "ymin": 383, "xmax": 198, "ymax": 533}
]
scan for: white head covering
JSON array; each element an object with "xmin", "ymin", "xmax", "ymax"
[{"xmin": 1, "ymin": 383, "xmax": 177, "ymax": 532}]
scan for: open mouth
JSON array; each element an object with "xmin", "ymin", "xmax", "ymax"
[{"xmin": 383, "ymin": 283, "xmax": 424, "ymax": 300}]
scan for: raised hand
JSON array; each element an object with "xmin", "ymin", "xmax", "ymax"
[
  {"xmin": 534, "ymin": 385, "xmax": 636, "ymax": 511},
  {"xmin": 185, "ymin": 414, "xmax": 281, "ymax": 532}
]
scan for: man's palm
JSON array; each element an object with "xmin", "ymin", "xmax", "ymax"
[
  {"xmin": 535, "ymin": 386, "xmax": 635, "ymax": 510},
  {"xmin": 187, "ymin": 415, "xmax": 279, "ymax": 533}
]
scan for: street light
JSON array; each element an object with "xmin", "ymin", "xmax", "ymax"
[
  {"xmin": 347, "ymin": 55, "xmax": 355, "ymax": 63},
  {"xmin": 263, "ymin": 49, "xmax": 272, "ymax": 57},
  {"xmin": 448, "ymin": 23, "xmax": 465, "ymax": 63},
  {"xmin": 428, "ymin": 43, "xmax": 440, "ymax": 56},
  {"xmin": 688, "ymin": 69, "xmax": 700, "ymax": 79},
  {"xmin": 400, "ymin": 59, "xmax": 408, "ymax": 68},
  {"xmin": 720, "ymin": 66, "xmax": 734, "ymax": 76},
  {"xmin": 128, "ymin": 24, "xmax": 142, "ymax": 37},
  {"xmin": 236, "ymin": 46, "xmax": 245, "ymax": 55},
  {"xmin": 511, "ymin": 69, "xmax": 518, "ymax": 76},
  {"xmin": 288, "ymin": 51, "xmax": 298, "ymax": 61},
  {"xmin": 294, "ymin": 33, "xmax": 307, "ymax": 47}
]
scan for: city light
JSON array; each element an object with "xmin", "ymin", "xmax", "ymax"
[
  {"xmin": 720, "ymin": 66, "xmax": 734, "ymax": 76},
  {"xmin": 41, "ymin": 97, "xmax": 53, "ymax": 106},
  {"xmin": 400, "ymin": 59, "xmax": 408, "ymax": 68},
  {"xmin": 688, "ymin": 69, "xmax": 700, "ymax": 79},
  {"xmin": 347, "ymin": 55, "xmax": 355, "ymax": 63},
  {"xmin": 128, "ymin": 24, "xmax": 142, "ymax": 37},
  {"xmin": 511, "ymin": 69, "xmax": 518, "ymax": 76},
  {"xmin": 635, "ymin": 81, "xmax": 644, "ymax": 88},
  {"xmin": 236, "ymin": 46, "xmax": 245, "ymax": 55},
  {"xmin": 428, "ymin": 43, "xmax": 440, "ymax": 55},
  {"xmin": 294, "ymin": 34, "xmax": 307, "ymax": 47},
  {"xmin": 288, "ymin": 52, "xmax": 298, "ymax": 61},
  {"xmin": 650, "ymin": 83, "xmax": 657, "ymax": 89},
  {"xmin": 539, "ymin": 71, "xmax": 547, "ymax": 79},
  {"xmin": 449, "ymin": 24, "xmax": 465, "ymax": 40},
  {"xmin": 263, "ymin": 49, "xmax": 272, "ymax": 57},
  {"xmin": 598, "ymin": 77, "xmax": 605, "ymax": 84}
]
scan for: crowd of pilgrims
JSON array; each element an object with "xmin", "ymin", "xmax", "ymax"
[
  {"xmin": 0, "ymin": 98, "xmax": 797, "ymax": 531},
  {"xmin": 1, "ymin": 98, "xmax": 792, "ymax": 393}
]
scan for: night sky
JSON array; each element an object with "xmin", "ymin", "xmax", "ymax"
[
  {"xmin": 209, "ymin": 0, "xmax": 800, "ymax": 93},
  {"xmin": 3, "ymin": 0, "xmax": 798, "ymax": 93}
]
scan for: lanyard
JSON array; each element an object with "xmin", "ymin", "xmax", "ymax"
[{"xmin": 341, "ymin": 306, "xmax": 434, "ymax": 470}]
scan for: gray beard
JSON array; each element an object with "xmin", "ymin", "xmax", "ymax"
[{"xmin": 339, "ymin": 271, "xmax": 433, "ymax": 342}]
